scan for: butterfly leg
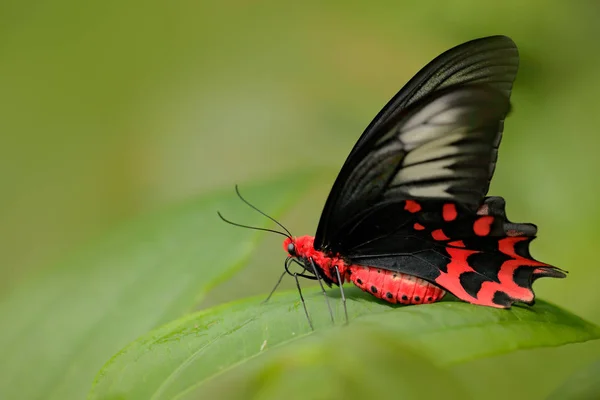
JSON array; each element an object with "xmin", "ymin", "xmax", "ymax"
[
  {"xmin": 263, "ymin": 270, "xmax": 287, "ymax": 304},
  {"xmin": 309, "ymin": 257, "xmax": 335, "ymax": 325},
  {"xmin": 293, "ymin": 272, "xmax": 314, "ymax": 331},
  {"xmin": 334, "ymin": 265, "xmax": 349, "ymax": 325}
]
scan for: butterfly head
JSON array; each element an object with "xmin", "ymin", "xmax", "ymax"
[
  {"xmin": 283, "ymin": 235, "xmax": 314, "ymax": 259},
  {"xmin": 281, "ymin": 235, "xmax": 323, "ymax": 281},
  {"xmin": 285, "ymin": 239, "xmax": 297, "ymax": 257}
]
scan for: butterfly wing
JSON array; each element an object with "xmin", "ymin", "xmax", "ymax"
[
  {"xmin": 343, "ymin": 198, "xmax": 566, "ymax": 308},
  {"xmin": 312, "ymin": 37, "xmax": 565, "ymax": 307},
  {"xmin": 316, "ymin": 36, "xmax": 518, "ymax": 249},
  {"xmin": 315, "ymin": 85, "xmax": 511, "ymax": 251},
  {"xmin": 349, "ymin": 35, "xmax": 518, "ymax": 157}
]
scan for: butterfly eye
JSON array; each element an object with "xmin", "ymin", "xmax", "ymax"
[{"xmin": 287, "ymin": 243, "xmax": 296, "ymax": 255}]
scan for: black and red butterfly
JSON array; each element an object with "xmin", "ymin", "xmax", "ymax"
[{"xmin": 220, "ymin": 35, "xmax": 566, "ymax": 326}]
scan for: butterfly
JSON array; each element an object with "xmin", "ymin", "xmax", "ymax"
[{"xmin": 220, "ymin": 35, "xmax": 566, "ymax": 327}]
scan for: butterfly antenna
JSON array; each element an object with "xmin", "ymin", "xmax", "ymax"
[
  {"xmin": 235, "ymin": 185, "xmax": 293, "ymax": 238},
  {"xmin": 217, "ymin": 211, "xmax": 290, "ymax": 239},
  {"xmin": 293, "ymin": 272, "xmax": 314, "ymax": 331},
  {"xmin": 309, "ymin": 257, "xmax": 335, "ymax": 325}
]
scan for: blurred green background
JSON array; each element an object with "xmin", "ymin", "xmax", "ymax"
[{"xmin": 1, "ymin": 1, "xmax": 599, "ymax": 398}]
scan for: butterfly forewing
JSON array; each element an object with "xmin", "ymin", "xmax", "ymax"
[
  {"xmin": 317, "ymin": 86, "xmax": 510, "ymax": 253},
  {"xmin": 316, "ymin": 36, "xmax": 519, "ymax": 250},
  {"xmin": 358, "ymin": 36, "xmax": 517, "ymax": 143}
]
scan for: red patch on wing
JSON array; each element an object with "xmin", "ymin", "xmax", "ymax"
[
  {"xmin": 476, "ymin": 238, "xmax": 548, "ymax": 304},
  {"xmin": 435, "ymin": 248, "xmax": 488, "ymax": 304},
  {"xmin": 448, "ymin": 240, "xmax": 465, "ymax": 248},
  {"xmin": 413, "ymin": 223, "xmax": 425, "ymax": 230},
  {"xmin": 404, "ymin": 200, "xmax": 421, "ymax": 213},
  {"xmin": 473, "ymin": 216, "xmax": 493, "ymax": 236},
  {"xmin": 499, "ymin": 237, "xmax": 540, "ymax": 260},
  {"xmin": 442, "ymin": 203, "xmax": 458, "ymax": 221},
  {"xmin": 431, "ymin": 229, "xmax": 450, "ymax": 241},
  {"xmin": 435, "ymin": 237, "xmax": 551, "ymax": 308}
]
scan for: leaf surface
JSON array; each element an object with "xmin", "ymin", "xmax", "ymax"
[
  {"xmin": 0, "ymin": 172, "xmax": 318, "ymax": 400},
  {"xmin": 89, "ymin": 286, "xmax": 600, "ymax": 399}
]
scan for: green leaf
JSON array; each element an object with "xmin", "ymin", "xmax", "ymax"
[
  {"xmin": 0, "ymin": 172, "xmax": 319, "ymax": 400},
  {"xmin": 89, "ymin": 286, "xmax": 600, "ymax": 400},
  {"xmin": 195, "ymin": 325, "xmax": 470, "ymax": 400},
  {"xmin": 547, "ymin": 357, "xmax": 600, "ymax": 400}
]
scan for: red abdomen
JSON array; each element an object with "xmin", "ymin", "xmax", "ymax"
[{"xmin": 348, "ymin": 265, "xmax": 446, "ymax": 305}]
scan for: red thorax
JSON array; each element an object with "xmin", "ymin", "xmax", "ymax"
[{"xmin": 283, "ymin": 236, "xmax": 349, "ymax": 283}]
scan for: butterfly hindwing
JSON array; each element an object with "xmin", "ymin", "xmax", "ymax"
[{"xmin": 344, "ymin": 198, "xmax": 566, "ymax": 308}]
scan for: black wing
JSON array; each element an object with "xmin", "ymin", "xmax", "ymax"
[
  {"xmin": 315, "ymin": 36, "xmax": 518, "ymax": 252},
  {"xmin": 315, "ymin": 85, "xmax": 511, "ymax": 253},
  {"xmin": 348, "ymin": 35, "xmax": 518, "ymax": 159}
]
